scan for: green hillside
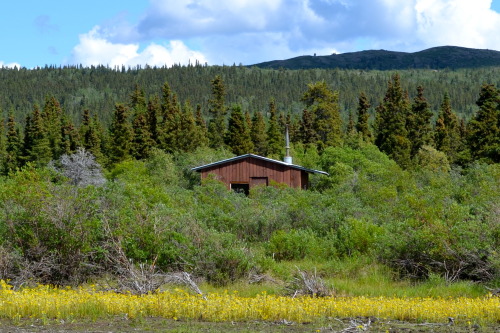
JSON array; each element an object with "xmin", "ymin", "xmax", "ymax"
[{"xmin": 252, "ymin": 46, "xmax": 500, "ymax": 70}]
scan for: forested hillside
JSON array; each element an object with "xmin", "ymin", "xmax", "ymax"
[
  {"xmin": 1, "ymin": 65, "xmax": 500, "ymax": 126},
  {"xmin": 252, "ymin": 46, "xmax": 500, "ymax": 70}
]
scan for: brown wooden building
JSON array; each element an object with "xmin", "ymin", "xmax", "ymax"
[{"xmin": 192, "ymin": 154, "xmax": 328, "ymax": 193}]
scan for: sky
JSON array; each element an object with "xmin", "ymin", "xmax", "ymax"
[{"xmin": 1, "ymin": 0, "xmax": 500, "ymax": 69}]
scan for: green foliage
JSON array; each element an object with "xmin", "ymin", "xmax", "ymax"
[
  {"xmin": 375, "ymin": 73, "xmax": 412, "ymax": 168},
  {"xmin": 355, "ymin": 92, "xmax": 372, "ymax": 142},
  {"xmin": 265, "ymin": 99, "xmax": 282, "ymax": 157},
  {"xmin": 225, "ymin": 105, "xmax": 254, "ymax": 155},
  {"xmin": 267, "ymin": 229, "xmax": 322, "ymax": 261},
  {"xmin": 467, "ymin": 83, "xmax": 500, "ymax": 163},
  {"xmin": 250, "ymin": 111, "xmax": 267, "ymax": 155},
  {"xmin": 301, "ymin": 81, "xmax": 343, "ymax": 149},
  {"xmin": 109, "ymin": 103, "xmax": 133, "ymax": 165},
  {"xmin": 434, "ymin": 93, "xmax": 463, "ymax": 164}
]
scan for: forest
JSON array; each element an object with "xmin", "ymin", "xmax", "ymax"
[{"xmin": 0, "ymin": 65, "xmax": 499, "ymax": 294}]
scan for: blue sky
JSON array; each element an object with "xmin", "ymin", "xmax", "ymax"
[{"xmin": 1, "ymin": 0, "xmax": 500, "ymax": 68}]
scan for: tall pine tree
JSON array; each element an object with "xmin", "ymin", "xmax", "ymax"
[
  {"xmin": 207, "ymin": 75, "xmax": 227, "ymax": 148},
  {"xmin": 109, "ymin": 103, "xmax": 133, "ymax": 165},
  {"xmin": 355, "ymin": 92, "xmax": 372, "ymax": 142},
  {"xmin": 266, "ymin": 99, "xmax": 283, "ymax": 156},
  {"xmin": 225, "ymin": 105, "xmax": 253, "ymax": 155},
  {"xmin": 250, "ymin": 111, "xmax": 267, "ymax": 155},
  {"xmin": 434, "ymin": 93, "xmax": 462, "ymax": 164},
  {"xmin": 467, "ymin": 83, "xmax": 500, "ymax": 163},
  {"xmin": 24, "ymin": 104, "xmax": 51, "ymax": 166},
  {"xmin": 301, "ymin": 81, "xmax": 342, "ymax": 150},
  {"xmin": 374, "ymin": 73, "xmax": 411, "ymax": 168},
  {"xmin": 4, "ymin": 112, "xmax": 22, "ymax": 174},
  {"xmin": 407, "ymin": 86, "xmax": 433, "ymax": 159}
]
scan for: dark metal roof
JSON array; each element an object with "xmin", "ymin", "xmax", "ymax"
[{"xmin": 191, "ymin": 154, "xmax": 329, "ymax": 175}]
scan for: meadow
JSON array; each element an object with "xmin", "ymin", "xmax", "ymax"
[{"xmin": 1, "ymin": 279, "xmax": 499, "ymax": 331}]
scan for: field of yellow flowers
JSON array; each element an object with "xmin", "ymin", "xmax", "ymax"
[{"xmin": 0, "ymin": 280, "xmax": 499, "ymax": 326}]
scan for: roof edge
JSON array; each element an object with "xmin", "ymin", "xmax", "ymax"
[{"xmin": 191, "ymin": 154, "xmax": 329, "ymax": 175}]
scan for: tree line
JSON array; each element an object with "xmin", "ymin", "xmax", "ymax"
[{"xmin": 0, "ymin": 73, "xmax": 499, "ymax": 174}]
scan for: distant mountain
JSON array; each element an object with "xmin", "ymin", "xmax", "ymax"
[{"xmin": 251, "ymin": 46, "xmax": 500, "ymax": 70}]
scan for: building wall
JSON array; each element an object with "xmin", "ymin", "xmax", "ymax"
[{"xmin": 199, "ymin": 156, "xmax": 308, "ymax": 189}]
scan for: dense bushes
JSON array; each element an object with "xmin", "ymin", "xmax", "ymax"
[{"xmin": 0, "ymin": 145, "xmax": 499, "ymax": 286}]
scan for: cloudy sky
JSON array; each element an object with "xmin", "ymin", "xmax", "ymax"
[{"xmin": 1, "ymin": 0, "xmax": 500, "ymax": 69}]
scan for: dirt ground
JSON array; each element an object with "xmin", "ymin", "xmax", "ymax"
[{"xmin": 0, "ymin": 317, "xmax": 498, "ymax": 333}]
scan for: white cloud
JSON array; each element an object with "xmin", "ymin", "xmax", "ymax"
[
  {"xmin": 0, "ymin": 61, "xmax": 21, "ymax": 69},
  {"xmin": 415, "ymin": 0, "xmax": 500, "ymax": 49},
  {"xmin": 69, "ymin": 27, "xmax": 207, "ymax": 67},
  {"xmin": 68, "ymin": 0, "xmax": 500, "ymax": 67}
]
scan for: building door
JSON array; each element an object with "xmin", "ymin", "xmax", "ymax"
[{"xmin": 251, "ymin": 177, "xmax": 268, "ymax": 187}]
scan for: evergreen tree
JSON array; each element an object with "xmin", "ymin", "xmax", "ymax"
[
  {"xmin": 434, "ymin": 93, "xmax": 461, "ymax": 163},
  {"xmin": 250, "ymin": 111, "xmax": 267, "ymax": 155},
  {"xmin": 225, "ymin": 105, "xmax": 253, "ymax": 155},
  {"xmin": 24, "ymin": 104, "xmax": 51, "ymax": 166},
  {"xmin": 147, "ymin": 95, "xmax": 161, "ymax": 145},
  {"xmin": 301, "ymin": 81, "xmax": 342, "ymax": 149},
  {"xmin": 346, "ymin": 111, "xmax": 356, "ymax": 135},
  {"xmin": 407, "ymin": 86, "xmax": 434, "ymax": 159},
  {"xmin": 4, "ymin": 112, "xmax": 22, "ymax": 174},
  {"xmin": 129, "ymin": 83, "xmax": 147, "ymax": 113},
  {"xmin": 160, "ymin": 93, "xmax": 182, "ymax": 152},
  {"xmin": 207, "ymin": 75, "xmax": 227, "ymax": 148},
  {"xmin": 467, "ymin": 83, "xmax": 500, "ymax": 163},
  {"xmin": 177, "ymin": 101, "xmax": 205, "ymax": 152},
  {"xmin": 80, "ymin": 109, "xmax": 104, "ymax": 163},
  {"xmin": 374, "ymin": 73, "xmax": 411, "ymax": 168},
  {"xmin": 355, "ymin": 92, "xmax": 372, "ymax": 142},
  {"xmin": 244, "ymin": 111, "xmax": 252, "ymax": 130},
  {"xmin": 299, "ymin": 109, "xmax": 317, "ymax": 145},
  {"xmin": 131, "ymin": 111, "xmax": 154, "ymax": 159},
  {"xmin": 0, "ymin": 114, "xmax": 5, "ymax": 173},
  {"xmin": 60, "ymin": 115, "xmax": 79, "ymax": 155},
  {"xmin": 109, "ymin": 103, "xmax": 133, "ymax": 164},
  {"xmin": 42, "ymin": 95, "xmax": 63, "ymax": 160},
  {"xmin": 266, "ymin": 99, "xmax": 283, "ymax": 156},
  {"xmin": 195, "ymin": 104, "xmax": 209, "ymax": 147},
  {"xmin": 130, "ymin": 84, "xmax": 154, "ymax": 159}
]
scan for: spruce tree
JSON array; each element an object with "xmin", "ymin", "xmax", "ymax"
[
  {"xmin": 24, "ymin": 104, "xmax": 51, "ymax": 166},
  {"xmin": 408, "ymin": 86, "xmax": 433, "ymax": 159},
  {"xmin": 374, "ymin": 73, "xmax": 411, "ymax": 168},
  {"xmin": 80, "ymin": 109, "xmax": 104, "ymax": 163},
  {"xmin": 434, "ymin": 93, "xmax": 461, "ymax": 163},
  {"xmin": 131, "ymin": 111, "xmax": 154, "ymax": 159},
  {"xmin": 42, "ymin": 95, "xmax": 63, "ymax": 160},
  {"xmin": 178, "ymin": 101, "xmax": 205, "ymax": 152},
  {"xmin": 207, "ymin": 75, "xmax": 227, "ymax": 148},
  {"xmin": 225, "ymin": 105, "xmax": 253, "ymax": 155},
  {"xmin": 195, "ymin": 104, "xmax": 209, "ymax": 147},
  {"xmin": 161, "ymin": 93, "xmax": 182, "ymax": 153},
  {"xmin": 0, "ymin": 114, "xmax": 5, "ymax": 173},
  {"xmin": 147, "ymin": 95, "xmax": 161, "ymax": 145},
  {"xmin": 301, "ymin": 81, "xmax": 342, "ymax": 150},
  {"xmin": 60, "ymin": 115, "xmax": 79, "ymax": 155},
  {"xmin": 299, "ymin": 109, "xmax": 317, "ymax": 145},
  {"xmin": 355, "ymin": 92, "xmax": 372, "ymax": 142},
  {"xmin": 266, "ymin": 99, "xmax": 283, "ymax": 156},
  {"xmin": 467, "ymin": 84, "xmax": 500, "ymax": 163},
  {"xmin": 250, "ymin": 111, "xmax": 267, "ymax": 155},
  {"xmin": 109, "ymin": 103, "xmax": 133, "ymax": 164},
  {"xmin": 4, "ymin": 112, "xmax": 22, "ymax": 174}
]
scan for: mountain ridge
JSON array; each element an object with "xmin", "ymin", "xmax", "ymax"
[{"xmin": 250, "ymin": 46, "xmax": 500, "ymax": 70}]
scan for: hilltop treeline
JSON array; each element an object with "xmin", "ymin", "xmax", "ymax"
[{"xmin": 1, "ymin": 65, "xmax": 500, "ymax": 126}]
